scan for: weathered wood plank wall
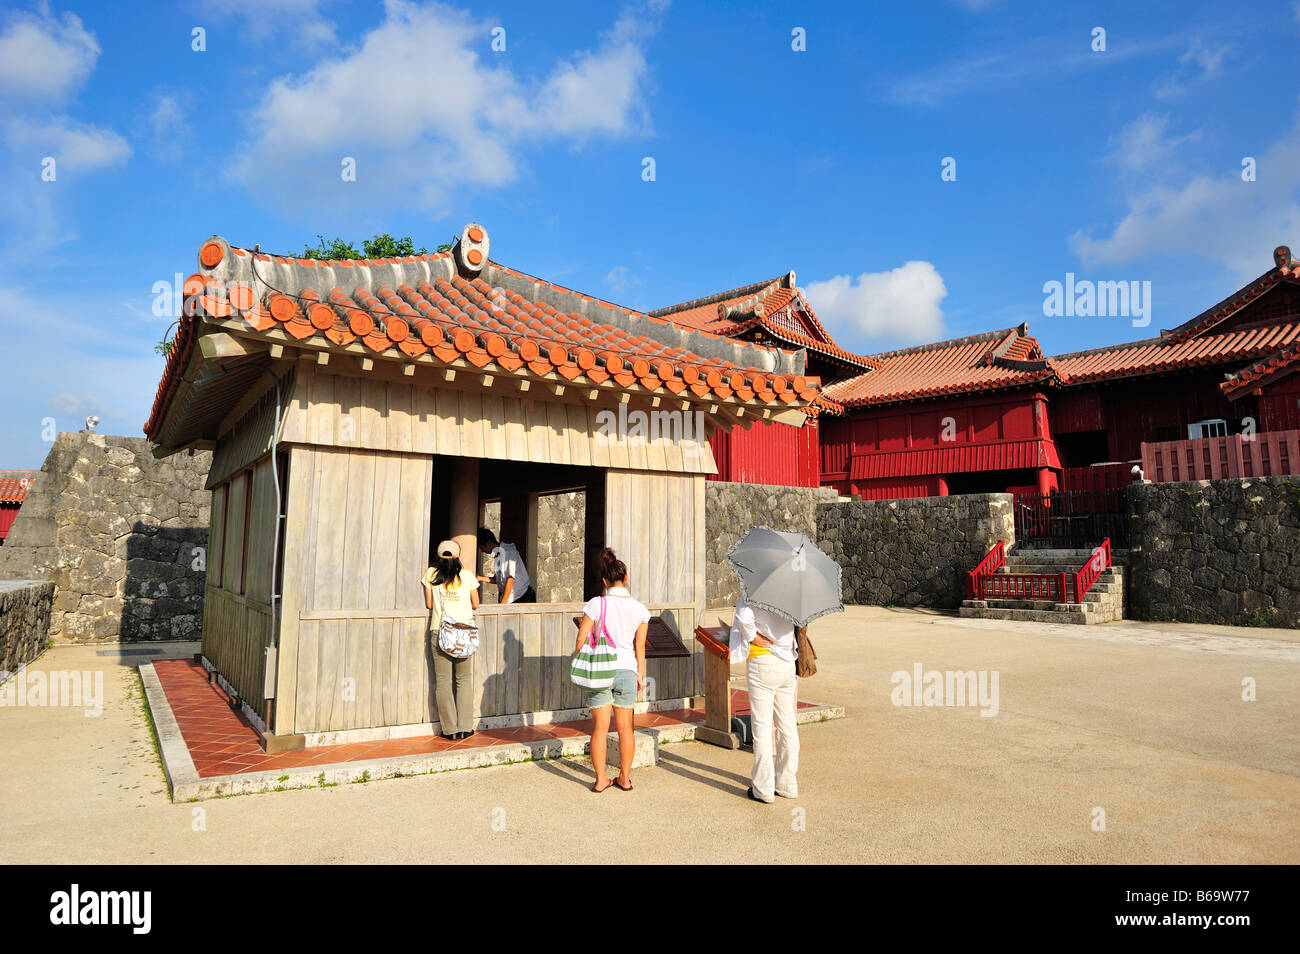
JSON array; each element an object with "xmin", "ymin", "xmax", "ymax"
[{"xmin": 278, "ymin": 362, "xmax": 716, "ymax": 475}]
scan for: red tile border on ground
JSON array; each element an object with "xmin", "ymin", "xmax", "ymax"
[{"xmin": 152, "ymin": 658, "xmax": 815, "ymax": 779}]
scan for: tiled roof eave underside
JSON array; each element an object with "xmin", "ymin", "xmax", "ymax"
[{"xmin": 146, "ymin": 271, "xmax": 824, "ymax": 441}]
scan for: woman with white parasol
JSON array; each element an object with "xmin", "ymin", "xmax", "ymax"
[{"xmin": 727, "ymin": 527, "xmax": 842, "ymax": 804}]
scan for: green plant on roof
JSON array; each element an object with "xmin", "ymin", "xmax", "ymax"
[{"xmin": 299, "ymin": 233, "xmax": 457, "ymax": 260}]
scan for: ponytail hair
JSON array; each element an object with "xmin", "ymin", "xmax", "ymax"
[
  {"xmin": 433, "ymin": 556, "xmax": 463, "ymax": 588},
  {"xmin": 599, "ymin": 547, "xmax": 628, "ymax": 586}
]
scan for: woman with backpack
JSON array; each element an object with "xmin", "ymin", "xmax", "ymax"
[
  {"xmin": 422, "ymin": 539, "xmax": 480, "ymax": 740},
  {"xmin": 573, "ymin": 548, "xmax": 648, "ymax": 793}
]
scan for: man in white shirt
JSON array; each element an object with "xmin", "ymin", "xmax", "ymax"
[
  {"xmin": 730, "ymin": 594, "xmax": 799, "ymax": 804},
  {"xmin": 477, "ymin": 528, "xmax": 535, "ymax": 604}
]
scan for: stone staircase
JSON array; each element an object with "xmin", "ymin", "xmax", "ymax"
[{"xmin": 959, "ymin": 547, "xmax": 1127, "ymax": 625}]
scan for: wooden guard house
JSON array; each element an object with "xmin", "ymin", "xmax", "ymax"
[{"xmin": 144, "ymin": 224, "xmax": 821, "ymax": 745}]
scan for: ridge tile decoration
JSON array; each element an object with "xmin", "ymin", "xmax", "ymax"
[
  {"xmin": 145, "ymin": 225, "xmax": 825, "ymax": 443},
  {"xmin": 0, "ymin": 475, "xmax": 35, "ymax": 504},
  {"xmin": 822, "ymin": 326, "xmax": 1053, "ymax": 408},
  {"xmin": 650, "ymin": 271, "xmax": 876, "ymax": 375}
]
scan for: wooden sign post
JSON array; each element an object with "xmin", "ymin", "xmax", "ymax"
[{"xmin": 693, "ymin": 624, "xmax": 740, "ymax": 749}]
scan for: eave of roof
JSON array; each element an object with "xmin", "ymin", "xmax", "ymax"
[{"xmin": 145, "ymin": 228, "xmax": 824, "ymax": 449}]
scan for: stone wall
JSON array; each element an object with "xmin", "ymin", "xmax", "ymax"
[
  {"xmin": 1126, "ymin": 477, "xmax": 1300, "ymax": 627},
  {"xmin": 0, "ymin": 581, "xmax": 54, "ymax": 674},
  {"xmin": 706, "ymin": 482, "xmax": 840, "ymax": 608},
  {"xmin": 534, "ymin": 490, "xmax": 585, "ymax": 602},
  {"xmin": 816, "ymin": 493, "xmax": 1014, "ymax": 609},
  {"xmin": 0, "ymin": 432, "xmax": 211, "ymax": 643}
]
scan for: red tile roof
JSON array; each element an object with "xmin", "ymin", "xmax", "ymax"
[
  {"xmin": 651, "ymin": 272, "xmax": 875, "ymax": 373},
  {"xmin": 821, "ymin": 244, "xmax": 1300, "ymax": 408},
  {"xmin": 145, "ymin": 229, "xmax": 823, "ymax": 443},
  {"xmin": 1221, "ymin": 339, "xmax": 1300, "ymax": 398},
  {"xmin": 1050, "ymin": 321, "xmax": 1300, "ymax": 385},
  {"xmin": 0, "ymin": 474, "xmax": 36, "ymax": 504},
  {"xmin": 822, "ymin": 325, "xmax": 1053, "ymax": 408}
]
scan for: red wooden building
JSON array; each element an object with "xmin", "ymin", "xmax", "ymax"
[
  {"xmin": 0, "ymin": 472, "xmax": 38, "ymax": 545},
  {"xmin": 650, "ymin": 271, "xmax": 869, "ymax": 486},
  {"xmin": 658, "ymin": 245, "xmax": 1300, "ymax": 503}
]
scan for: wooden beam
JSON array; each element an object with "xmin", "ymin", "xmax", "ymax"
[{"xmin": 198, "ymin": 333, "xmax": 259, "ymax": 360}]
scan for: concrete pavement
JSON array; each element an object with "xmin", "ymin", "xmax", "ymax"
[{"xmin": 1, "ymin": 608, "xmax": 1297, "ymax": 864}]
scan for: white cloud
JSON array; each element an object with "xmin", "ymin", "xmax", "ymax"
[
  {"xmin": 888, "ymin": 33, "xmax": 1183, "ymax": 107},
  {"xmin": 0, "ymin": 5, "xmax": 99, "ymax": 103},
  {"xmin": 147, "ymin": 93, "xmax": 191, "ymax": 163},
  {"xmin": 605, "ymin": 265, "xmax": 641, "ymax": 297},
  {"xmin": 1155, "ymin": 39, "xmax": 1230, "ymax": 98},
  {"xmin": 1071, "ymin": 115, "xmax": 1300, "ymax": 278},
  {"xmin": 0, "ymin": 5, "xmax": 126, "ymax": 254},
  {"xmin": 229, "ymin": 0, "xmax": 666, "ymax": 214},
  {"xmin": 5, "ymin": 117, "xmax": 130, "ymax": 171},
  {"xmin": 805, "ymin": 262, "xmax": 948, "ymax": 346},
  {"xmin": 1105, "ymin": 113, "xmax": 1201, "ymax": 175},
  {"xmin": 198, "ymin": 0, "xmax": 338, "ymax": 50}
]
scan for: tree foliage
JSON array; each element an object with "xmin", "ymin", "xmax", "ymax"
[{"xmin": 299, "ymin": 232, "xmax": 457, "ymax": 259}]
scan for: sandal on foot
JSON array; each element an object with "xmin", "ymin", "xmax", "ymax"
[
  {"xmin": 591, "ymin": 780, "xmax": 613, "ymax": 793},
  {"xmin": 615, "ymin": 779, "xmax": 633, "ymax": 791}
]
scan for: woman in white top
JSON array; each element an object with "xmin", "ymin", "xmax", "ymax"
[
  {"xmin": 730, "ymin": 594, "xmax": 800, "ymax": 804},
  {"xmin": 422, "ymin": 540, "xmax": 480, "ymax": 740},
  {"xmin": 574, "ymin": 548, "xmax": 648, "ymax": 792}
]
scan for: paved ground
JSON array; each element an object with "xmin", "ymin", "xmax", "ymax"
[{"xmin": 1, "ymin": 607, "xmax": 1297, "ymax": 864}]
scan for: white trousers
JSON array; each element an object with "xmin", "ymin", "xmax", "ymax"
[{"xmin": 746, "ymin": 654, "xmax": 799, "ymax": 801}]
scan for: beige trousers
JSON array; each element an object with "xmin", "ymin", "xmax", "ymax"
[{"xmin": 433, "ymin": 648, "xmax": 476, "ymax": 735}]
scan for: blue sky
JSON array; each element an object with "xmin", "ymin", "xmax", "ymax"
[{"xmin": 2, "ymin": 0, "xmax": 1298, "ymax": 467}]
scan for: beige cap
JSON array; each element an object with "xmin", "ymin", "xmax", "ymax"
[{"xmin": 436, "ymin": 540, "xmax": 461, "ymax": 558}]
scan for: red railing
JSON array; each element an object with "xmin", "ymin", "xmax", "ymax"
[
  {"xmin": 966, "ymin": 540, "xmax": 1005, "ymax": 599},
  {"xmin": 967, "ymin": 538, "xmax": 1111, "ymax": 604},
  {"xmin": 1073, "ymin": 538, "xmax": 1111, "ymax": 603},
  {"xmin": 1141, "ymin": 429, "xmax": 1300, "ymax": 482},
  {"xmin": 982, "ymin": 572, "xmax": 1068, "ymax": 602}
]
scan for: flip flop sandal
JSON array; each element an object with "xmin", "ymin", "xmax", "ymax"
[
  {"xmin": 615, "ymin": 780, "xmax": 633, "ymax": 791},
  {"xmin": 591, "ymin": 780, "xmax": 613, "ymax": 793}
]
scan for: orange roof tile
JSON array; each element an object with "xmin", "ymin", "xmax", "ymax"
[
  {"xmin": 822, "ymin": 327, "xmax": 1054, "ymax": 407},
  {"xmin": 0, "ymin": 474, "xmax": 37, "ymax": 504},
  {"xmin": 651, "ymin": 272, "xmax": 874, "ymax": 372},
  {"xmin": 145, "ymin": 230, "xmax": 819, "ymax": 442},
  {"xmin": 1049, "ymin": 321, "xmax": 1300, "ymax": 385}
]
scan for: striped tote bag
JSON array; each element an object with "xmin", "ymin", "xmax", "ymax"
[{"xmin": 570, "ymin": 597, "xmax": 618, "ymax": 690}]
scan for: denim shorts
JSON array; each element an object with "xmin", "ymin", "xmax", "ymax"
[{"xmin": 587, "ymin": 669, "xmax": 638, "ymax": 709}]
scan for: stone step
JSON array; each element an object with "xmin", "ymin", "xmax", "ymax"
[
  {"xmin": 959, "ymin": 602, "xmax": 1098, "ymax": 625},
  {"xmin": 1007, "ymin": 551, "xmax": 1130, "ymax": 566}
]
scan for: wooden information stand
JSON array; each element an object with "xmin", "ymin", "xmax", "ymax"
[{"xmin": 693, "ymin": 623, "xmax": 740, "ymax": 749}]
